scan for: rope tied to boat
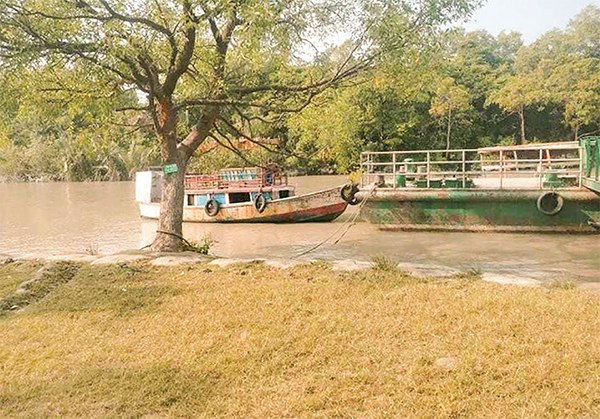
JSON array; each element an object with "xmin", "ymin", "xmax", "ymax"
[{"xmin": 293, "ymin": 184, "xmax": 377, "ymax": 259}]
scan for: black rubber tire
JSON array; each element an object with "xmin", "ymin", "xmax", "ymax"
[
  {"xmin": 536, "ymin": 192, "xmax": 563, "ymax": 216},
  {"xmin": 205, "ymin": 199, "xmax": 220, "ymax": 217},
  {"xmin": 341, "ymin": 184, "xmax": 359, "ymax": 204},
  {"xmin": 254, "ymin": 193, "xmax": 267, "ymax": 213}
]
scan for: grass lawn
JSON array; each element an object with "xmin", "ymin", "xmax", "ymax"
[
  {"xmin": 0, "ymin": 261, "xmax": 43, "ymax": 300},
  {"xmin": 0, "ymin": 260, "xmax": 599, "ymax": 418}
]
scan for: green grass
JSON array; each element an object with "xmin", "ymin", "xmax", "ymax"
[
  {"xmin": 0, "ymin": 261, "xmax": 43, "ymax": 300},
  {"xmin": 26, "ymin": 264, "xmax": 180, "ymax": 317},
  {"xmin": 0, "ymin": 261, "xmax": 79, "ymax": 315},
  {"xmin": 0, "ymin": 262, "xmax": 599, "ymax": 418}
]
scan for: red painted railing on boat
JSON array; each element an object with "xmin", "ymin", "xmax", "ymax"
[{"xmin": 185, "ymin": 167, "xmax": 287, "ymax": 190}]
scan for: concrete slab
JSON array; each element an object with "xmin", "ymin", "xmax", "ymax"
[
  {"xmin": 332, "ymin": 260, "xmax": 374, "ymax": 271},
  {"xmin": 91, "ymin": 254, "xmax": 151, "ymax": 265},
  {"xmin": 151, "ymin": 253, "xmax": 212, "ymax": 266},
  {"xmin": 482, "ymin": 272, "xmax": 541, "ymax": 287},
  {"xmin": 45, "ymin": 254, "xmax": 100, "ymax": 263}
]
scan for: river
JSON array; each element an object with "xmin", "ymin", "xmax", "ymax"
[{"xmin": 0, "ymin": 177, "xmax": 598, "ymax": 282}]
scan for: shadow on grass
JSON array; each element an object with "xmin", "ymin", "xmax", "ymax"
[
  {"xmin": 22, "ymin": 264, "xmax": 181, "ymax": 317},
  {"xmin": 0, "ymin": 261, "xmax": 44, "ymax": 300},
  {"xmin": 0, "ymin": 364, "xmax": 219, "ymax": 418},
  {"xmin": 0, "ymin": 262, "xmax": 80, "ymax": 317},
  {"xmin": 30, "ymin": 285, "xmax": 181, "ymax": 317}
]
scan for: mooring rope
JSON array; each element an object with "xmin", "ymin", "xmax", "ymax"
[
  {"xmin": 333, "ymin": 186, "xmax": 376, "ymax": 244},
  {"xmin": 293, "ymin": 185, "xmax": 377, "ymax": 258},
  {"xmin": 140, "ymin": 229, "xmax": 195, "ymax": 250}
]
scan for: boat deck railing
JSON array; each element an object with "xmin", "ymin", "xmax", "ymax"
[
  {"xmin": 360, "ymin": 145, "xmax": 584, "ymax": 190},
  {"xmin": 185, "ymin": 167, "xmax": 288, "ymax": 190}
]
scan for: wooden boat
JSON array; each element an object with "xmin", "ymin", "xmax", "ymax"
[{"xmin": 135, "ymin": 167, "xmax": 350, "ymax": 223}]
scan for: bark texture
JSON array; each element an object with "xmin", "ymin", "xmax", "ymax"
[{"xmin": 151, "ymin": 154, "xmax": 187, "ymax": 252}]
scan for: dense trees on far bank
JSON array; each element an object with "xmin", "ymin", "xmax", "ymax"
[
  {"xmin": 289, "ymin": 4, "xmax": 600, "ymax": 171},
  {"xmin": 1, "ymin": 3, "xmax": 599, "ymax": 182},
  {"xmin": 0, "ymin": 68, "xmax": 157, "ymax": 181}
]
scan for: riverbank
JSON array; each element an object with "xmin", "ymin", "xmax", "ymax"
[{"xmin": 1, "ymin": 256, "xmax": 599, "ymax": 418}]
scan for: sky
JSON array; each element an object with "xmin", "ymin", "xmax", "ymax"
[{"xmin": 462, "ymin": 0, "xmax": 600, "ymax": 43}]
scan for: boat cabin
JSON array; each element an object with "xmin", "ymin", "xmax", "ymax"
[{"xmin": 183, "ymin": 167, "xmax": 295, "ymax": 208}]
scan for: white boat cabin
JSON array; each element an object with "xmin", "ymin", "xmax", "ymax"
[{"xmin": 136, "ymin": 167, "xmax": 295, "ymax": 208}]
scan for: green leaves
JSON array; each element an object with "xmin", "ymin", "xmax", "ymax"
[
  {"xmin": 430, "ymin": 77, "xmax": 471, "ymax": 117},
  {"xmin": 490, "ymin": 5, "xmax": 600, "ymax": 139}
]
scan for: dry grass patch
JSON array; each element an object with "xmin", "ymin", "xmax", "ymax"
[{"xmin": 0, "ymin": 262, "xmax": 599, "ymax": 418}]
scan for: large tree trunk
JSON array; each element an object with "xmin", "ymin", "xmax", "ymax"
[
  {"xmin": 148, "ymin": 101, "xmax": 219, "ymax": 253},
  {"xmin": 150, "ymin": 151, "xmax": 187, "ymax": 252},
  {"xmin": 148, "ymin": 97, "xmax": 189, "ymax": 252}
]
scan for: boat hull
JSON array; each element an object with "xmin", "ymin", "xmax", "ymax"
[
  {"xmin": 140, "ymin": 186, "xmax": 348, "ymax": 223},
  {"xmin": 356, "ymin": 188, "xmax": 600, "ymax": 233}
]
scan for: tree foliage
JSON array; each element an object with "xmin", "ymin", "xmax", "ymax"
[{"xmin": 429, "ymin": 77, "xmax": 472, "ymax": 150}]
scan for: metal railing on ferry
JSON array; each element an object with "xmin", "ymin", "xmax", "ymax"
[{"xmin": 360, "ymin": 144, "xmax": 584, "ymax": 190}]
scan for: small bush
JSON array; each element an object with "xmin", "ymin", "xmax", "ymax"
[
  {"xmin": 84, "ymin": 243, "xmax": 100, "ymax": 256},
  {"xmin": 371, "ymin": 254, "xmax": 398, "ymax": 272},
  {"xmin": 546, "ymin": 277, "xmax": 576, "ymax": 290},
  {"xmin": 347, "ymin": 170, "xmax": 363, "ymax": 185},
  {"xmin": 453, "ymin": 267, "xmax": 482, "ymax": 281},
  {"xmin": 184, "ymin": 234, "xmax": 215, "ymax": 255}
]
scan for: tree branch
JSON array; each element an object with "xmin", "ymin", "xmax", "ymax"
[
  {"xmin": 177, "ymin": 105, "xmax": 220, "ymax": 159},
  {"xmin": 116, "ymin": 105, "xmax": 150, "ymax": 112},
  {"xmin": 163, "ymin": 0, "xmax": 196, "ymax": 96},
  {"xmin": 208, "ymin": 132, "xmax": 259, "ymax": 167},
  {"xmin": 230, "ymin": 63, "xmax": 367, "ymax": 96}
]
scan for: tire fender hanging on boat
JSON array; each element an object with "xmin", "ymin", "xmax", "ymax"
[
  {"xmin": 536, "ymin": 191, "xmax": 564, "ymax": 216},
  {"xmin": 205, "ymin": 198, "xmax": 220, "ymax": 217},
  {"xmin": 254, "ymin": 193, "xmax": 267, "ymax": 213},
  {"xmin": 341, "ymin": 184, "xmax": 360, "ymax": 206}
]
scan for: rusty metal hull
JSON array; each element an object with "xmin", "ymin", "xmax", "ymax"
[
  {"xmin": 140, "ymin": 186, "xmax": 348, "ymax": 223},
  {"xmin": 356, "ymin": 188, "xmax": 600, "ymax": 233}
]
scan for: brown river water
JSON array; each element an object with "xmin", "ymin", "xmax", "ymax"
[{"xmin": 1, "ymin": 176, "xmax": 598, "ymax": 282}]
